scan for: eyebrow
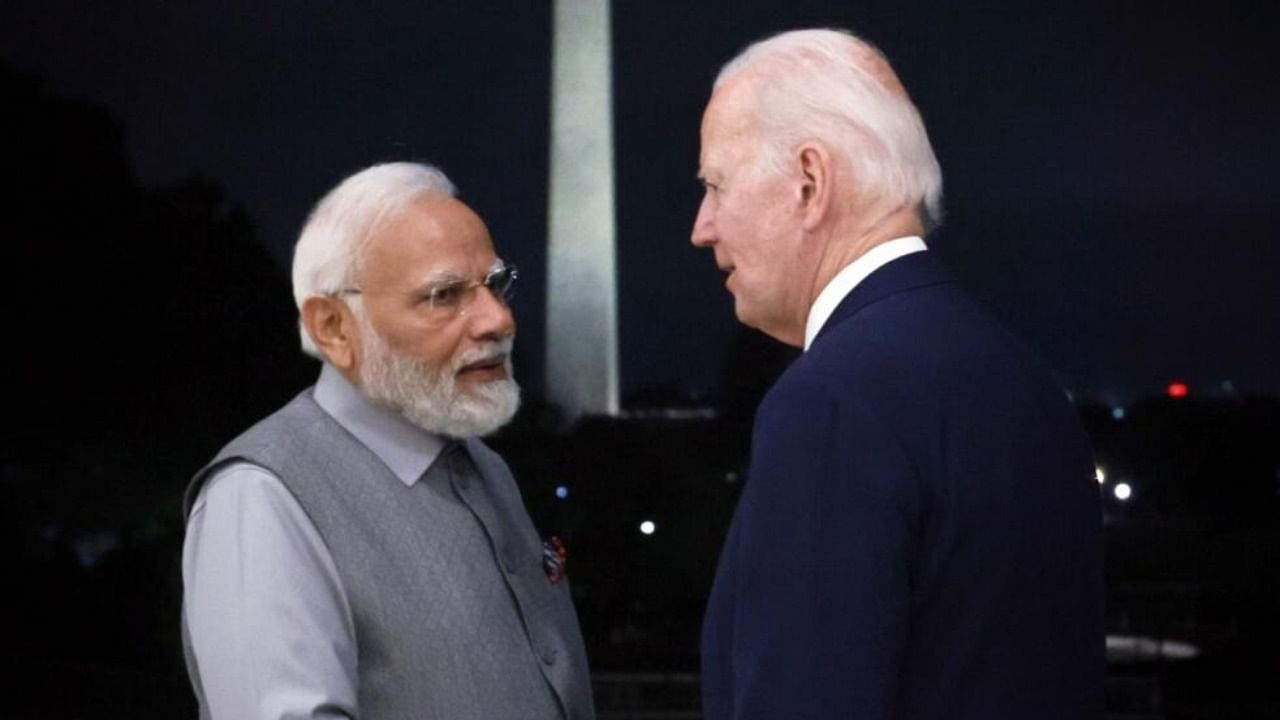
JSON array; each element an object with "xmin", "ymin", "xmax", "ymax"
[
  {"xmin": 411, "ymin": 260, "xmax": 505, "ymax": 290},
  {"xmin": 420, "ymin": 269, "xmax": 462, "ymax": 283}
]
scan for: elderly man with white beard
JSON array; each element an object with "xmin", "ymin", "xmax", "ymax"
[{"xmin": 180, "ymin": 162, "xmax": 596, "ymax": 720}]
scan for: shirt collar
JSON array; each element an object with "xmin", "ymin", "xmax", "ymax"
[
  {"xmin": 803, "ymin": 236, "xmax": 927, "ymax": 351},
  {"xmin": 312, "ymin": 362, "xmax": 447, "ymax": 487}
]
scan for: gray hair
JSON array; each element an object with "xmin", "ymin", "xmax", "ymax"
[
  {"xmin": 716, "ymin": 29, "xmax": 943, "ymax": 231},
  {"xmin": 291, "ymin": 162, "xmax": 457, "ymax": 357}
]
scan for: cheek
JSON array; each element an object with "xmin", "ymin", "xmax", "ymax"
[
  {"xmin": 731, "ymin": 181, "xmax": 790, "ymax": 238},
  {"xmin": 421, "ymin": 333, "xmax": 465, "ymax": 370},
  {"xmin": 382, "ymin": 321, "xmax": 458, "ymax": 370},
  {"xmin": 725, "ymin": 213, "xmax": 777, "ymax": 266},
  {"xmin": 717, "ymin": 200, "xmax": 758, "ymax": 252}
]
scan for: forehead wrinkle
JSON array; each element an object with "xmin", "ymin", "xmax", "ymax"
[{"xmin": 701, "ymin": 78, "xmax": 765, "ymax": 179}]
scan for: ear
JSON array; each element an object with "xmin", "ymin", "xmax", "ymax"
[
  {"xmin": 796, "ymin": 143, "xmax": 833, "ymax": 231},
  {"xmin": 301, "ymin": 295, "xmax": 359, "ymax": 371}
]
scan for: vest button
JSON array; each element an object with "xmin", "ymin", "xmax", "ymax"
[
  {"xmin": 504, "ymin": 555, "xmax": 520, "ymax": 574},
  {"xmin": 540, "ymin": 647, "xmax": 558, "ymax": 665}
]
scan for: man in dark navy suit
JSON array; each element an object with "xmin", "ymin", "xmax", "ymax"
[{"xmin": 690, "ymin": 29, "xmax": 1104, "ymax": 720}]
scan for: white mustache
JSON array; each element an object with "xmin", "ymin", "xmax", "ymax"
[{"xmin": 453, "ymin": 337, "xmax": 515, "ymax": 373}]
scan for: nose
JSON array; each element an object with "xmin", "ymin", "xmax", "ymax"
[
  {"xmin": 466, "ymin": 285, "xmax": 516, "ymax": 340},
  {"xmin": 690, "ymin": 193, "xmax": 716, "ymax": 248}
]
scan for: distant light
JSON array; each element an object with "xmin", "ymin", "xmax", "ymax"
[
  {"xmin": 639, "ymin": 520, "xmax": 656, "ymax": 535},
  {"xmin": 1095, "ymin": 466, "xmax": 1107, "ymax": 484},
  {"xmin": 1167, "ymin": 381, "xmax": 1189, "ymax": 399},
  {"xmin": 1159, "ymin": 639, "xmax": 1200, "ymax": 660},
  {"xmin": 73, "ymin": 530, "xmax": 121, "ymax": 569},
  {"xmin": 1106, "ymin": 634, "xmax": 1200, "ymax": 662},
  {"xmin": 1114, "ymin": 483, "xmax": 1133, "ymax": 501},
  {"xmin": 555, "ymin": 485, "xmax": 569, "ymax": 500},
  {"xmin": 1111, "ymin": 406, "xmax": 1126, "ymax": 421}
]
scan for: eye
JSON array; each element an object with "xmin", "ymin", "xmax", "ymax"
[{"xmin": 425, "ymin": 282, "xmax": 467, "ymax": 308}]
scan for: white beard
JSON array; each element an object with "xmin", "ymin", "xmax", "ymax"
[{"xmin": 356, "ymin": 318, "xmax": 520, "ymax": 438}]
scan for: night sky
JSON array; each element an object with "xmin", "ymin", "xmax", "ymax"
[{"xmin": 4, "ymin": 0, "xmax": 1277, "ymax": 404}]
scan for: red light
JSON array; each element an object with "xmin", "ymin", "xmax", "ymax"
[{"xmin": 1167, "ymin": 381, "xmax": 1189, "ymax": 398}]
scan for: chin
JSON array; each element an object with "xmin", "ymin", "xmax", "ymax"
[
  {"xmin": 732, "ymin": 301, "xmax": 762, "ymax": 330},
  {"xmin": 435, "ymin": 377, "xmax": 523, "ymax": 438},
  {"xmin": 734, "ymin": 307, "xmax": 796, "ymax": 346}
]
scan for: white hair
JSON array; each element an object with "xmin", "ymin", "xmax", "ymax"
[
  {"xmin": 716, "ymin": 29, "xmax": 944, "ymax": 231},
  {"xmin": 291, "ymin": 162, "xmax": 457, "ymax": 357}
]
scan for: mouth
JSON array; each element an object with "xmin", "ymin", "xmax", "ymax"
[{"xmin": 457, "ymin": 354, "xmax": 509, "ymax": 382}]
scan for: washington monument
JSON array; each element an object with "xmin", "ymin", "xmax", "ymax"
[{"xmin": 546, "ymin": 0, "xmax": 620, "ymax": 420}]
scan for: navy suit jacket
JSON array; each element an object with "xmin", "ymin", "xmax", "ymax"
[{"xmin": 701, "ymin": 252, "xmax": 1104, "ymax": 720}]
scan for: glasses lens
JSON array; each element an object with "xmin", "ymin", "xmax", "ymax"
[{"xmin": 487, "ymin": 265, "xmax": 518, "ymax": 301}]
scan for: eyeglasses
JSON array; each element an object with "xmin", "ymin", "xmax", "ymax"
[{"xmin": 335, "ymin": 262, "xmax": 518, "ymax": 319}]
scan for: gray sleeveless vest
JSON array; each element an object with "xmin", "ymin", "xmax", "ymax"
[{"xmin": 182, "ymin": 389, "xmax": 595, "ymax": 720}]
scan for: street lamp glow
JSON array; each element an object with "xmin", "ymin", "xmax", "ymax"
[
  {"xmin": 1095, "ymin": 466, "xmax": 1107, "ymax": 484},
  {"xmin": 1114, "ymin": 483, "xmax": 1132, "ymax": 501},
  {"xmin": 639, "ymin": 520, "xmax": 656, "ymax": 535},
  {"xmin": 555, "ymin": 485, "xmax": 569, "ymax": 500}
]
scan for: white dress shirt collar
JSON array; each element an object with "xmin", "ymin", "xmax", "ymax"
[
  {"xmin": 312, "ymin": 362, "xmax": 447, "ymax": 487},
  {"xmin": 803, "ymin": 236, "xmax": 927, "ymax": 351}
]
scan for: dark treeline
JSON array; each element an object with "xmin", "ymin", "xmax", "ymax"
[{"xmin": 2, "ymin": 62, "xmax": 312, "ymax": 717}]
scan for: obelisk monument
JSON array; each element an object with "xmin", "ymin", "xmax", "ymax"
[{"xmin": 546, "ymin": 0, "xmax": 620, "ymax": 420}]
